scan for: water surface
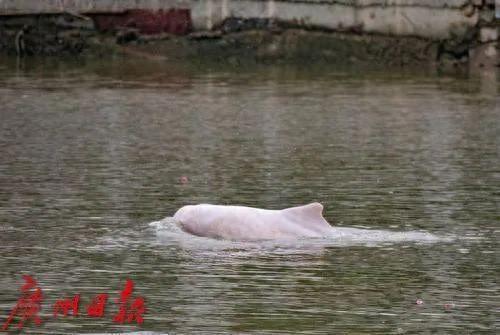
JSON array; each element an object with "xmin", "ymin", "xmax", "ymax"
[{"xmin": 0, "ymin": 58, "xmax": 498, "ymax": 334}]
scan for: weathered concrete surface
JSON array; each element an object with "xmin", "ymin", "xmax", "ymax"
[
  {"xmin": 469, "ymin": 26, "xmax": 499, "ymax": 70},
  {"xmin": 260, "ymin": 1, "xmax": 477, "ymax": 39},
  {"xmin": 0, "ymin": 0, "xmax": 481, "ymax": 39},
  {"xmin": 0, "ymin": 0, "xmax": 474, "ymax": 14}
]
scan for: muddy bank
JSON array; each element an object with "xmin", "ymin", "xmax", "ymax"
[
  {"xmin": 0, "ymin": 13, "xmax": 497, "ymax": 72},
  {"xmin": 119, "ymin": 28, "xmax": 439, "ymax": 68}
]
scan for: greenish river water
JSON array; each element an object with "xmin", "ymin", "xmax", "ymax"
[{"xmin": 0, "ymin": 58, "xmax": 498, "ymax": 334}]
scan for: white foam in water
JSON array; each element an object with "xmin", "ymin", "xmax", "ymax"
[
  {"xmin": 149, "ymin": 216, "xmax": 453, "ymax": 249},
  {"xmin": 149, "ymin": 217, "xmax": 243, "ymax": 250},
  {"xmin": 327, "ymin": 227, "xmax": 447, "ymax": 244}
]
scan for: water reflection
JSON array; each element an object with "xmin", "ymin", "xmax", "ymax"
[{"xmin": 0, "ymin": 58, "xmax": 498, "ymax": 334}]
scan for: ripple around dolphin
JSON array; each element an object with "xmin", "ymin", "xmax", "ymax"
[{"xmin": 148, "ymin": 217, "xmax": 454, "ymax": 249}]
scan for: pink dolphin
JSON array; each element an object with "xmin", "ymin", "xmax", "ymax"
[{"xmin": 173, "ymin": 202, "xmax": 334, "ymax": 241}]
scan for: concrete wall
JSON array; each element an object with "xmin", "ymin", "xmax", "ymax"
[
  {"xmin": 224, "ymin": 0, "xmax": 478, "ymax": 39},
  {"xmin": 0, "ymin": 0, "xmax": 482, "ymax": 40}
]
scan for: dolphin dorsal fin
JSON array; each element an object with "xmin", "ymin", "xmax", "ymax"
[
  {"xmin": 282, "ymin": 202, "xmax": 332, "ymax": 232},
  {"xmin": 283, "ymin": 202, "xmax": 324, "ymax": 219}
]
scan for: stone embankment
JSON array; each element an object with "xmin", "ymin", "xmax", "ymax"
[{"xmin": 0, "ymin": 0, "xmax": 498, "ymax": 70}]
